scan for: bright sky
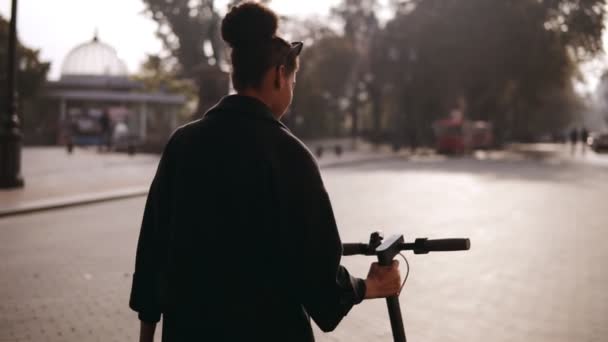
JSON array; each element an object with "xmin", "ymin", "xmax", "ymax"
[
  {"xmin": 0, "ymin": 0, "xmax": 342, "ymax": 80},
  {"xmin": 0, "ymin": 0, "xmax": 606, "ymax": 94}
]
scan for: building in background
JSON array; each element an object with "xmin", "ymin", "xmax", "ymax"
[{"xmin": 23, "ymin": 34, "xmax": 185, "ymax": 152}]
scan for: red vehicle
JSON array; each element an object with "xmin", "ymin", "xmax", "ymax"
[{"xmin": 432, "ymin": 118, "xmax": 493, "ymax": 154}]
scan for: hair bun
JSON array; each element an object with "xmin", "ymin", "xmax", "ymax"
[{"xmin": 221, "ymin": 2, "xmax": 278, "ymax": 49}]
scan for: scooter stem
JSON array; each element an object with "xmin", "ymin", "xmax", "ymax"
[{"xmin": 376, "ymin": 235, "xmax": 407, "ymax": 342}]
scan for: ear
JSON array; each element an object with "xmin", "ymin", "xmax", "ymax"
[
  {"xmin": 274, "ymin": 67, "xmax": 280, "ymax": 89},
  {"xmin": 275, "ymin": 65, "xmax": 287, "ymax": 90}
]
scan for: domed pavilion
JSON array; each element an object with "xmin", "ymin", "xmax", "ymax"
[{"xmin": 33, "ymin": 34, "xmax": 185, "ymax": 151}]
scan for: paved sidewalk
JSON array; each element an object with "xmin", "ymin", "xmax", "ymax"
[
  {"xmin": 3, "ymin": 154, "xmax": 608, "ymax": 342},
  {"xmin": 0, "ymin": 148, "xmax": 159, "ymax": 217},
  {"xmin": 4, "ymin": 142, "xmax": 599, "ymax": 218},
  {"xmin": 0, "ymin": 143, "xmax": 399, "ymax": 217},
  {"xmin": 509, "ymin": 142, "xmax": 608, "ymax": 165}
]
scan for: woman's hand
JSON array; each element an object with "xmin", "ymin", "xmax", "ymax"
[{"xmin": 364, "ymin": 260, "xmax": 402, "ymax": 299}]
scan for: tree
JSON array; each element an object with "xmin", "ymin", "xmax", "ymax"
[
  {"xmin": 0, "ymin": 15, "xmax": 50, "ymax": 115},
  {"xmin": 134, "ymin": 54, "xmax": 198, "ymax": 125},
  {"xmin": 332, "ymin": 0, "xmax": 381, "ymax": 140},
  {"xmin": 370, "ymin": 0, "xmax": 606, "ymax": 144},
  {"xmin": 142, "ymin": 0, "xmax": 228, "ymax": 116},
  {"xmin": 290, "ymin": 31, "xmax": 357, "ymax": 138},
  {"xmin": 142, "ymin": 0, "xmax": 271, "ymax": 116}
]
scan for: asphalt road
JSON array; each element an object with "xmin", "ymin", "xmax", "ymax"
[{"xmin": 1, "ymin": 155, "xmax": 607, "ymax": 342}]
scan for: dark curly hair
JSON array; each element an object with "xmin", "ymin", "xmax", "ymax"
[{"xmin": 221, "ymin": 1, "xmax": 300, "ymax": 91}]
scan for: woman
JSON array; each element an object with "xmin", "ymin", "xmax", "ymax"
[{"xmin": 129, "ymin": 2, "xmax": 401, "ymax": 341}]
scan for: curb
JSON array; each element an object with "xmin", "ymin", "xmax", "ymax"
[
  {"xmin": 0, "ymin": 187, "xmax": 149, "ymax": 218},
  {"xmin": 0, "ymin": 154, "xmax": 400, "ymax": 219},
  {"xmin": 319, "ymin": 154, "xmax": 405, "ymax": 169}
]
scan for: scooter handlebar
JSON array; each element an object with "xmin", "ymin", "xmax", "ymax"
[
  {"xmin": 341, "ymin": 233, "xmax": 470, "ymax": 342},
  {"xmin": 342, "ymin": 243, "xmax": 371, "ymax": 256},
  {"xmin": 413, "ymin": 238, "xmax": 470, "ymax": 254},
  {"xmin": 342, "ymin": 237, "xmax": 471, "ymax": 256}
]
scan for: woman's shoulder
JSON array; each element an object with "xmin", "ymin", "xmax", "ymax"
[
  {"xmin": 157, "ymin": 119, "xmax": 203, "ymax": 158},
  {"xmin": 163, "ymin": 116, "xmax": 319, "ymax": 172},
  {"xmin": 273, "ymin": 126, "xmax": 320, "ymax": 172},
  {"xmin": 165, "ymin": 117, "xmax": 212, "ymax": 146}
]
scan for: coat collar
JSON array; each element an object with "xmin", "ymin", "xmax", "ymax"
[{"xmin": 205, "ymin": 94, "xmax": 288, "ymax": 130}]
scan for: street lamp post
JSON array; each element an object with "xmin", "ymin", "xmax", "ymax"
[{"xmin": 0, "ymin": 0, "xmax": 24, "ymax": 189}]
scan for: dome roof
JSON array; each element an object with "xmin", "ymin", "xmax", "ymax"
[{"xmin": 60, "ymin": 35, "xmax": 128, "ymax": 78}]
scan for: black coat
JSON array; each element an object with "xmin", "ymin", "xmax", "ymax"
[{"xmin": 129, "ymin": 95, "xmax": 366, "ymax": 342}]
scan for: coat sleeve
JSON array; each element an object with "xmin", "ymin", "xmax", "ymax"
[
  {"xmin": 274, "ymin": 135, "xmax": 366, "ymax": 332},
  {"xmin": 129, "ymin": 132, "xmax": 178, "ymax": 323}
]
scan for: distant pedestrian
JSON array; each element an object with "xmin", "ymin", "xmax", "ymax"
[
  {"xmin": 581, "ymin": 127, "xmax": 589, "ymax": 154},
  {"xmin": 409, "ymin": 129, "xmax": 418, "ymax": 154},
  {"xmin": 334, "ymin": 144, "xmax": 343, "ymax": 157},
  {"xmin": 316, "ymin": 145, "xmax": 324, "ymax": 158},
  {"xmin": 569, "ymin": 128, "xmax": 579, "ymax": 155},
  {"xmin": 65, "ymin": 117, "xmax": 76, "ymax": 154},
  {"xmin": 99, "ymin": 110, "xmax": 111, "ymax": 152}
]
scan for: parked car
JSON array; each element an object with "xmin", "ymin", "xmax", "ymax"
[
  {"xmin": 112, "ymin": 121, "xmax": 139, "ymax": 155},
  {"xmin": 432, "ymin": 118, "xmax": 493, "ymax": 154},
  {"xmin": 65, "ymin": 115, "xmax": 105, "ymax": 153},
  {"xmin": 587, "ymin": 132, "xmax": 608, "ymax": 153},
  {"xmin": 65, "ymin": 116, "xmax": 139, "ymax": 155}
]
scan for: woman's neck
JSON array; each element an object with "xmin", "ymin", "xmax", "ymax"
[{"xmin": 238, "ymin": 89, "xmax": 279, "ymax": 119}]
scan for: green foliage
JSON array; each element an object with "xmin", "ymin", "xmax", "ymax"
[
  {"xmin": 142, "ymin": 0, "xmax": 606, "ymax": 141},
  {"xmin": 141, "ymin": 0, "xmax": 231, "ymax": 114},
  {"xmin": 290, "ymin": 33, "xmax": 356, "ymax": 138},
  {"xmin": 369, "ymin": 0, "xmax": 605, "ymax": 143},
  {"xmin": 142, "ymin": 0, "xmax": 221, "ymax": 73},
  {"xmin": 141, "ymin": 0, "xmax": 271, "ymax": 115},
  {"xmin": 133, "ymin": 54, "xmax": 198, "ymax": 124},
  {"xmin": 0, "ymin": 15, "xmax": 50, "ymax": 110}
]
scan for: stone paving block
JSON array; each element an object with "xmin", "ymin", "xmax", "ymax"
[{"xmin": 1, "ymin": 157, "xmax": 608, "ymax": 341}]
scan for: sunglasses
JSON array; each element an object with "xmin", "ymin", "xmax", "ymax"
[
  {"xmin": 277, "ymin": 41, "xmax": 304, "ymax": 67},
  {"xmin": 274, "ymin": 41, "xmax": 303, "ymax": 88},
  {"xmin": 290, "ymin": 41, "xmax": 304, "ymax": 57}
]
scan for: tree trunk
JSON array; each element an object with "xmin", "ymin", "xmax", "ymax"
[
  {"xmin": 195, "ymin": 66, "xmax": 230, "ymax": 117},
  {"xmin": 369, "ymin": 84, "xmax": 382, "ymax": 143}
]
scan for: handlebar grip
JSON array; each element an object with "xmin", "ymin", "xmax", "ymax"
[
  {"xmin": 342, "ymin": 243, "xmax": 368, "ymax": 256},
  {"xmin": 414, "ymin": 238, "xmax": 470, "ymax": 254}
]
